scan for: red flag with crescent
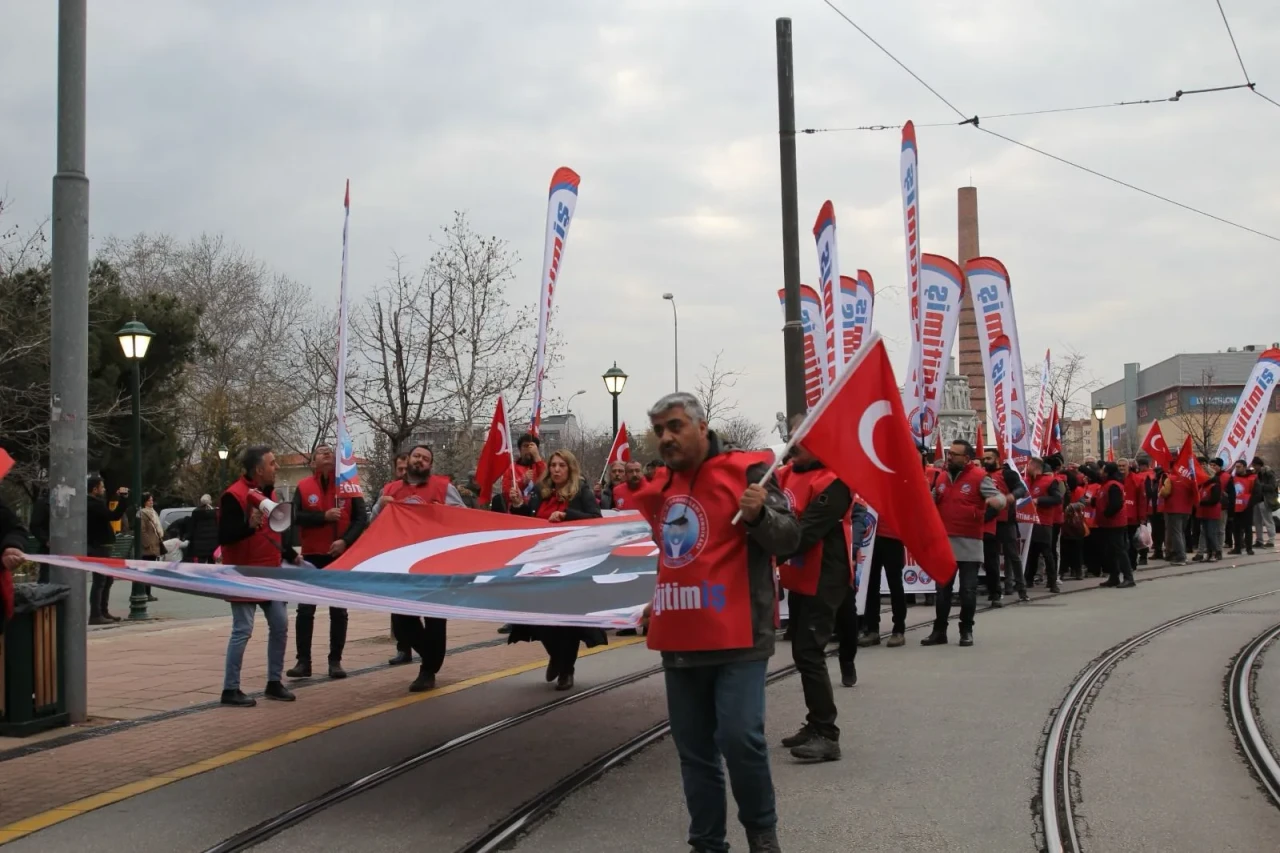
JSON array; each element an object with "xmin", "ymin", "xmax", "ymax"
[
  {"xmin": 475, "ymin": 396, "xmax": 514, "ymax": 505},
  {"xmin": 790, "ymin": 334, "xmax": 957, "ymax": 586},
  {"xmin": 1140, "ymin": 420, "xmax": 1172, "ymax": 471},
  {"xmin": 605, "ymin": 423, "xmax": 631, "ymax": 466},
  {"xmin": 1172, "ymin": 435, "xmax": 1210, "ymax": 485}
]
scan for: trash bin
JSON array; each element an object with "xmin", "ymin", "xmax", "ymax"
[{"xmin": 0, "ymin": 582, "xmax": 71, "ymax": 736}]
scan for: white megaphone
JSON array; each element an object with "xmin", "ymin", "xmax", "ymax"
[{"xmin": 247, "ymin": 489, "xmax": 292, "ymax": 533}]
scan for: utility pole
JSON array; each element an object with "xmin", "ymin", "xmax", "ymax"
[
  {"xmin": 775, "ymin": 18, "xmax": 805, "ymax": 419},
  {"xmin": 48, "ymin": 0, "xmax": 90, "ymax": 723}
]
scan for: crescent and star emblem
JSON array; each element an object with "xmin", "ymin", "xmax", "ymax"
[{"xmin": 858, "ymin": 400, "xmax": 894, "ymax": 474}]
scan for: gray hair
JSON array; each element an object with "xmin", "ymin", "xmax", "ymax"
[
  {"xmin": 199, "ymin": 494, "xmax": 213, "ymax": 507},
  {"xmin": 647, "ymin": 392, "xmax": 706, "ymax": 425}
]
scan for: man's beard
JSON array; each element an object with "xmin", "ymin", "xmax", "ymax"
[
  {"xmin": 948, "ymin": 462, "xmax": 965, "ymax": 475},
  {"xmin": 519, "ymin": 454, "xmax": 535, "ymax": 467},
  {"xmin": 982, "ymin": 461, "xmax": 998, "ymax": 472},
  {"xmin": 407, "ymin": 466, "xmax": 430, "ymax": 483}
]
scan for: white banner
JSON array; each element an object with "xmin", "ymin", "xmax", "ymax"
[
  {"xmin": 904, "ymin": 254, "xmax": 966, "ymax": 447},
  {"xmin": 901, "ymin": 121, "xmax": 924, "ymax": 428},
  {"xmin": 1030, "ymin": 348, "xmax": 1052, "ymax": 457},
  {"xmin": 780, "ymin": 285, "xmax": 829, "ymax": 409},
  {"xmin": 530, "ymin": 167, "xmax": 580, "ymax": 434},
  {"xmin": 878, "ymin": 549, "xmax": 936, "ymax": 594},
  {"xmin": 335, "ymin": 181, "xmax": 361, "ymax": 497},
  {"xmin": 853, "ymin": 502, "xmax": 877, "ymax": 615},
  {"xmin": 1215, "ymin": 347, "xmax": 1280, "ymax": 466},
  {"xmin": 966, "ymin": 257, "xmax": 1031, "ymax": 466},
  {"xmin": 813, "ymin": 201, "xmax": 844, "ymax": 387},
  {"xmin": 842, "ymin": 271, "xmax": 875, "ymax": 359}
]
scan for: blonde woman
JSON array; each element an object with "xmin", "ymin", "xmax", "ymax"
[{"xmin": 507, "ymin": 449, "xmax": 606, "ymax": 690}]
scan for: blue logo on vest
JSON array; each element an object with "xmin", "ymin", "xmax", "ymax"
[{"xmin": 661, "ymin": 496, "xmax": 708, "ymax": 569}]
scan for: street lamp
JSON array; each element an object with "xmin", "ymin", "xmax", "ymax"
[
  {"xmin": 1093, "ymin": 404, "xmax": 1107, "ymax": 460},
  {"xmin": 217, "ymin": 444, "xmax": 229, "ymax": 492},
  {"xmin": 116, "ymin": 317, "xmax": 154, "ymax": 621},
  {"xmin": 662, "ymin": 293, "xmax": 679, "ymax": 391},
  {"xmin": 602, "ymin": 362, "xmax": 628, "ymax": 437},
  {"xmin": 566, "ymin": 389, "xmax": 587, "ymax": 421}
]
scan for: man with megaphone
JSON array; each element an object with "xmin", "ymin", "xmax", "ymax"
[{"xmin": 218, "ymin": 444, "xmax": 299, "ymax": 707}]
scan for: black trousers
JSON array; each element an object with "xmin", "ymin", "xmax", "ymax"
[
  {"xmin": 1224, "ymin": 511, "xmax": 1235, "ymax": 549},
  {"xmin": 1187, "ymin": 514, "xmax": 1201, "ymax": 553},
  {"xmin": 1083, "ymin": 532, "xmax": 1101, "ymax": 576},
  {"xmin": 983, "ymin": 534, "xmax": 1002, "ymax": 599},
  {"xmin": 1026, "ymin": 535, "xmax": 1058, "ymax": 588},
  {"xmin": 863, "ymin": 535, "xmax": 906, "ymax": 634},
  {"xmin": 391, "ymin": 614, "xmax": 447, "ymax": 674},
  {"xmin": 88, "ymin": 545, "xmax": 113, "ymax": 619},
  {"xmin": 995, "ymin": 523, "xmax": 1025, "ymax": 593},
  {"xmin": 294, "ymin": 554, "xmax": 349, "ymax": 664},
  {"xmin": 1125, "ymin": 524, "xmax": 1140, "ymax": 572},
  {"xmin": 934, "ymin": 560, "xmax": 981, "ymax": 634},
  {"xmin": 540, "ymin": 626, "xmax": 583, "ymax": 674},
  {"xmin": 1100, "ymin": 526, "xmax": 1133, "ymax": 583},
  {"xmin": 1151, "ymin": 513, "xmax": 1166, "ymax": 558},
  {"xmin": 833, "ymin": 584, "xmax": 859, "ymax": 664},
  {"xmin": 1061, "ymin": 536, "xmax": 1084, "ymax": 578},
  {"xmin": 1233, "ymin": 512, "xmax": 1255, "ymax": 553},
  {"xmin": 788, "ymin": 589, "xmax": 841, "ymax": 740}
]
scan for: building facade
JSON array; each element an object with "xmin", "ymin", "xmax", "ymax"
[{"xmin": 1090, "ymin": 345, "xmax": 1280, "ymax": 461}]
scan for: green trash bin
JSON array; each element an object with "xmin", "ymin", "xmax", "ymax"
[{"xmin": 0, "ymin": 582, "xmax": 71, "ymax": 736}]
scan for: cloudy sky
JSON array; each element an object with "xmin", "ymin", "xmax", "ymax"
[{"xmin": 4, "ymin": 0, "xmax": 1279, "ymax": 439}]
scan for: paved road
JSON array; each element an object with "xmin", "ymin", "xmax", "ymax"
[{"xmin": 9, "ymin": 557, "xmax": 1280, "ymax": 853}]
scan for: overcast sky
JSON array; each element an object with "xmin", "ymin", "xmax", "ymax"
[{"xmin": 4, "ymin": 0, "xmax": 1279, "ymax": 440}]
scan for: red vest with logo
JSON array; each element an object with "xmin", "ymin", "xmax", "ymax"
[
  {"xmin": 221, "ymin": 477, "xmax": 285, "ymax": 569},
  {"xmin": 1082, "ymin": 482, "xmax": 1101, "ymax": 525},
  {"xmin": 1093, "ymin": 480, "xmax": 1128, "ymax": 528},
  {"xmin": 643, "ymin": 450, "xmax": 772, "ymax": 653},
  {"xmin": 383, "ymin": 476, "xmax": 451, "ymax": 505},
  {"xmin": 1197, "ymin": 477, "xmax": 1223, "ymax": 520},
  {"xmin": 935, "ymin": 463, "xmax": 987, "ymax": 540},
  {"xmin": 775, "ymin": 464, "xmax": 850, "ymax": 595},
  {"xmin": 1122, "ymin": 474, "xmax": 1142, "ymax": 524},
  {"xmin": 986, "ymin": 467, "xmax": 1011, "ymax": 535},
  {"xmin": 1029, "ymin": 473, "xmax": 1057, "ymax": 527},
  {"xmin": 610, "ymin": 480, "xmax": 647, "ymax": 511},
  {"xmin": 1164, "ymin": 474, "xmax": 1196, "ymax": 516},
  {"xmin": 295, "ymin": 474, "xmax": 352, "ymax": 556},
  {"xmin": 1234, "ymin": 474, "xmax": 1256, "ymax": 513},
  {"xmin": 1052, "ymin": 473, "xmax": 1068, "ymax": 525}
]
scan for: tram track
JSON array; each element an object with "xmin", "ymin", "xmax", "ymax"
[
  {"xmin": 1227, "ymin": 621, "xmax": 1280, "ymax": 808},
  {"xmin": 200, "ymin": 554, "xmax": 1270, "ymax": 853},
  {"xmin": 1039, "ymin": 588, "xmax": 1280, "ymax": 853}
]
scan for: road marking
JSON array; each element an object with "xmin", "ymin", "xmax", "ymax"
[{"xmin": 0, "ymin": 637, "xmax": 645, "ymax": 845}]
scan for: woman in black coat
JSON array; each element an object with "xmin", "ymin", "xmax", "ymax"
[
  {"xmin": 187, "ymin": 495, "xmax": 220, "ymax": 562},
  {"xmin": 506, "ymin": 449, "xmax": 607, "ymax": 691}
]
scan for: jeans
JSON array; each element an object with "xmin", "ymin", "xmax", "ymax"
[
  {"xmin": 1256, "ymin": 503, "xmax": 1276, "ymax": 544},
  {"xmin": 1164, "ymin": 512, "xmax": 1188, "ymax": 562},
  {"xmin": 294, "ymin": 554, "xmax": 348, "ymax": 664},
  {"xmin": 665, "ymin": 660, "xmax": 775, "ymax": 853},
  {"xmin": 224, "ymin": 601, "xmax": 288, "ymax": 690},
  {"xmin": 934, "ymin": 560, "xmax": 980, "ymax": 634},
  {"xmin": 392, "ymin": 614, "xmax": 447, "ymax": 674},
  {"xmin": 1100, "ymin": 527, "xmax": 1133, "ymax": 584},
  {"xmin": 788, "ymin": 591, "xmax": 840, "ymax": 740},
  {"xmin": 864, "ymin": 535, "xmax": 906, "ymax": 634},
  {"xmin": 1196, "ymin": 517, "xmax": 1222, "ymax": 556},
  {"xmin": 996, "ymin": 523, "xmax": 1025, "ymax": 594}
]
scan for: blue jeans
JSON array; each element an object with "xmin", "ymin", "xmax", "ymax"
[
  {"xmin": 664, "ymin": 660, "xmax": 776, "ymax": 852},
  {"xmin": 224, "ymin": 601, "xmax": 288, "ymax": 690}
]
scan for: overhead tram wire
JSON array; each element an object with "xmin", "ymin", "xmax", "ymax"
[
  {"xmin": 817, "ymin": 0, "xmax": 1280, "ymax": 244},
  {"xmin": 1213, "ymin": 0, "xmax": 1280, "ymax": 111}
]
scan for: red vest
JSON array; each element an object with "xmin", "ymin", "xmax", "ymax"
[
  {"xmin": 1123, "ymin": 473, "xmax": 1143, "ymax": 524},
  {"xmin": 1234, "ymin": 474, "xmax": 1256, "ymax": 513},
  {"xmin": 1164, "ymin": 475, "xmax": 1196, "ymax": 516},
  {"xmin": 643, "ymin": 450, "xmax": 771, "ymax": 653},
  {"xmin": 221, "ymin": 477, "xmax": 285, "ymax": 568},
  {"xmin": 935, "ymin": 463, "xmax": 987, "ymax": 540},
  {"xmin": 1029, "ymin": 473, "xmax": 1057, "ymax": 527},
  {"xmin": 502, "ymin": 461, "xmax": 547, "ymax": 504},
  {"xmin": 984, "ymin": 468, "xmax": 1007, "ymax": 536},
  {"xmin": 1197, "ymin": 478, "xmax": 1222, "ymax": 520},
  {"xmin": 1082, "ymin": 482, "xmax": 1101, "ymax": 524},
  {"xmin": 1093, "ymin": 481, "xmax": 1128, "ymax": 528},
  {"xmin": 1052, "ymin": 473, "xmax": 1068, "ymax": 525},
  {"xmin": 775, "ymin": 464, "xmax": 850, "ymax": 595},
  {"xmin": 295, "ymin": 474, "xmax": 351, "ymax": 556},
  {"xmin": 610, "ymin": 480, "xmax": 646, "ymax": 511},
  {"xmin": 383, "ymin": 476, "xmax": 451, "ymax": 505}
]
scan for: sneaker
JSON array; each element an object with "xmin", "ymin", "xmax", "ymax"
[
  {"xmin": 409, "ymin": 670, "xmax": 436, "ymax": 693},
  {"xmin": 328, "ymin": 661, "xmax": 347, "ymax": 679},
  {"xmin": 264, "ymin": 681, "xmax": 296, "ymax": 702},
  {"xmin": 857, "ymin": 631, "xmax": 881, "ymax": 648},
  {"xmin": 220, "ymin": 689, "xmax": 256, "ymax": 707},
  {"xmin": 781, "ymin": 724, "xmax": 814, "ymax": 748},
  {"xmin": 886, "ymin": 632, "xmax": 906, "ymax": 648},
  {"xmin": 286, "ymin": 661, "xmax": 312, "ymax": 679},
  {"xmin": 388, "ymin": 649, "xmax": 414, "ymax": 666},
  {"xmin": 790, "ymin": 734, "xmax": 841, "ymax": 762},
  {"xmin": 1018, "ymin": 591, "xmax": 1031, "ymax": 602},
  {"xmin": 840, "ymin": 661, "xmax": 857, "ymax": 688},
  {"xmin": 920, "ymin": 632, "xmax": 948, "ymax": 646},
  {"xmin": 959, "ymin": 631, "xmax": 974, "ymax": 647}
]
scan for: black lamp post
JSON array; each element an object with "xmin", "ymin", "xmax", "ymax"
[
  {"xmin": 602, "ymin": 363, "xmax": 628, "ymax": 437},
  {"xmin": 217, "ymin": 444, "xmax": 229, "ymax": 492},
  {"xmin": 116, "ymin": 317, "xmax": 155, "ymax": 621},
  {"xmin": 1093, "ymin": 404, "xmax": 1107, "ymax": 460}
]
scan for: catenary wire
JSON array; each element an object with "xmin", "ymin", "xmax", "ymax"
[{"xmin": 1214, "ymin": 0, "xmax": 1252, "ymax": 83}]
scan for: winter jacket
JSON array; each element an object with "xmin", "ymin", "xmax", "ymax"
[{"xmin": 187, "ymin": 507, "xmax": 220, "ymax": 560}]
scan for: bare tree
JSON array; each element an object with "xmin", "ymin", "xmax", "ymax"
[
  {"xmin": 696, "ymin": 350, "xmax": 744, "ymax": 426},
  {"xmin": 1171, "ymin": 368, "xmax": 1231, "ymax": 457},
  {"xmin": 718, "ymin": 415, "xmax": 766, "ymax": 450},
  {"xmin": 346, "ymin": 253, "xmax": 447, "ymax": 452},
  {"xmin": 1023, "ymin": 346, "xmax": 1102, "ymax": 425},
  {"xmin": 287, "ymin": 310, "xmax": 340, "ymax": 457}
]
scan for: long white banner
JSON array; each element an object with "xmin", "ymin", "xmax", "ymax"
[
  {"xmin": 530, "ymin": 167, "xmax": 580, "ymax": 434},
  {"xmin": 335, "ymin": 181, "xmax": 361, "ymax": 496},
  {"xmin": 814, "ymin": 201, "xmax": 844, "ymax": 387},
  {"xmin": 904, "ymin": 254, "xmax": 965, "ymax": 448},
  {"xmin": 1215, "ymin": 347, "xmax": 1280, "ymax": 466},
  {"xmin": 901, "ymin": 121, "xmax": 924, "ymax": 432},
  {"xmin": 966, "ymin": 257, "xmax": 1031, "ymax": 465}
]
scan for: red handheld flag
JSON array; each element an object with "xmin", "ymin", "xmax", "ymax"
[
  {"xmin": 0, "ymin": 448, "xmax": 13, "ymax": 481},
  {"xmin": 791, "ymin": 335, "xmax": 957, "ymax": 586},
  {"xmin": 1140, "ymin": 420, "xmax": 1172, "ymax": 471},
  {"xmin": 475, "ymin": 397, "xmax": 514, "ymax": 505},
  {"xmin": 1047, "ymin": 404, "xmax": 1062, "ymax": 457},
  {"xmin": 1172, "ymin": 435, "xmax": 1210, "ymax": 485},
  {"xmin": 975, "ymin": 422, "xmax": 986, "ymax": 459},
  {"xmin": 605, "ymin": 423, "xmax": 631, "ymax": 466}
]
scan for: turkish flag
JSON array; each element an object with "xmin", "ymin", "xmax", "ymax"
[
  {"xmin": 1140, "ymin": 420, "xmax": 1172, "ymax": 471},
  {"xmin": 1046, "ymin": 404, "xmax": 1062, "ymax": 457},
  {"xmin": 975, "ymin": 422, "xmax": 986, "ymax": 458},
  {"xmin": 605, "ymin": 423, "xmax": 631, "ymax": 466},
  {"xmin": 792, "ymin": 336, "xmax": 957, "ymax": 586},
  {"xmin": 475, "ymin": 396, "xmax": 514, "ymax": 505},
  {"xmin": 1172, "ymin": 435, "xmax": 1210, "ymax": 485},
  {"xmin": 0, "ymin": 448, "xmax": 13, "ymax": 481}
]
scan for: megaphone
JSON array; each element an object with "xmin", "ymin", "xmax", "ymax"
[{"xmin": 247, "ymin": 489, "xmax": 292, "ymax": 533}]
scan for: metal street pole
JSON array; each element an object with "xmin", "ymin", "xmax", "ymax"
[
  {"xmin": 1097, "ymin": 418, "xmax": 1105, "ymax": 460},
  {"xmin": 611, "ymin": 395, "xmax": 620, "ymax": 439},
  {"xmin": 128, "ymin": 361, "xmax": 148, "ymax": 620},
  {"xmin": 776, "ymin": 18, "xmax": 805, "ymax": 419},
  {"xmin": 663, "ymin": 294, "xmax": 679, "ymax": 391},
  {"xmin": 48, "ymin": 0, "xmax": 90, "ymax": 723}
]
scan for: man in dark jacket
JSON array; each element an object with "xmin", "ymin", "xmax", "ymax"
[
  {"xmin": 1, "ymin": 498, "xmax": 29, "ymax": 636},
  {"xmin": 87, "ymin": 475, "xmax": 130, "ymax": 624},
  {"xmin": 774, "ymin": 433, "xmax": 855, "ymax": 763},
  {"xmin": 1024, "ymin": 457, "xmax": 1064, "ymax": 593},
  {"xmin": 1096, "ymin": 462, "xmax": 1134, "ymax": 588},
  {"xmin": 599, "ymin": 461, "xmax": 627, "ymax": 510},
  {"xmin": 1252, "ymin": 457, "xmax": 1277, "ymax": 548},
  {"xmin": 187, "ymin": 495, "xmax": 220, "ymax": 562},
  {"xmin": 982, "ymin": 448, "xmax": 1027, "ymax": 604},
  {"xmin": 637, "ymin": 392, "xmax": 799, "ymax": 853}
]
